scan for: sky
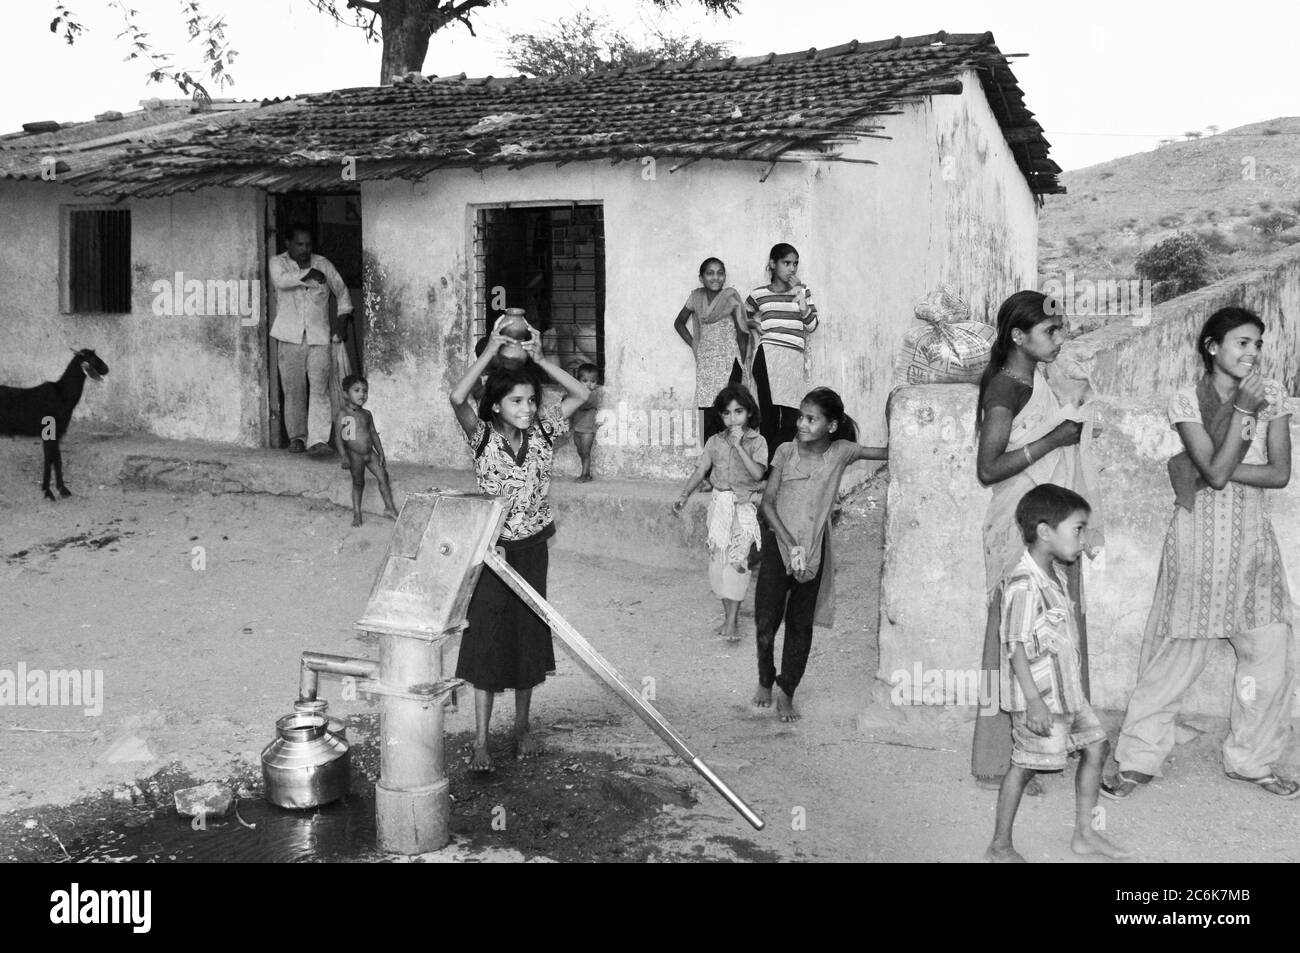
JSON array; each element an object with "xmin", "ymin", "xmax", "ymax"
[{"xmin": 3, "ymin": 0, "xmax": 1298, "ymax": 172}]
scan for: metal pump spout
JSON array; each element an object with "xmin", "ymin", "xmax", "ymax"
[{"xmin": 298, "ymin": 652, "xmax": 381, "ymax": 702}]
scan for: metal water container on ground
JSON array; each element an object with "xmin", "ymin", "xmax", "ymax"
[
  {"xmin": 262, "ymin": 711, "xmax": 350, "ymax": 809},
  {"xmin": 293, "ymin": 698, "xmax": 348, "ymax": 741}
]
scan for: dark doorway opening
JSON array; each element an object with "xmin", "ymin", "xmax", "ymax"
[
  {"xmin": 474, "ymin": 204, "xmax": 605, "ymax": 375},
  {"xmin": 265, "ymin": 193, "xmax": 363, "ymax": 448}
]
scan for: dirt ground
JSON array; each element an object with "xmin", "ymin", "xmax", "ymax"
[{"xmin": 2, "ymin": 435, "xmax": 1299, "ymax": 862}]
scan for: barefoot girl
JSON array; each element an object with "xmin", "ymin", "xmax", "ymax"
[
  {"xmin": 449, "ymin": 326, "xmax": 590, "ymax": 772},
  {"xmin": 745, "ymin": 244, "xmax": 819, "ymax": 451},
  {"xmin": 754, "ymin": 387, "xmax": 886, "ymax": 721},
  {"xmin": 1105, "ymin": 308, "xmax": 1298, "ymax": 801},
  {"xmin": 674, "ymin": 258, "xmax": 748, "ymax": 444},
  {"xmin": 672, "ymin": 385, "xmax": 768, "ymax": 641},
  {"xmin": 972, "ymin": 290, "xmax": 1103, "ymax": 796}
]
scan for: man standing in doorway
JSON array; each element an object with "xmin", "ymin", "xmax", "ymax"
[{"xmin": 269, "ymin": 226, "xmax": 353, "ymax": 455}]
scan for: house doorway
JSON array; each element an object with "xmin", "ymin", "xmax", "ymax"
[
  {"xmin": 474, "ymin": 203, "xmax": 605, "ymax": 376},
  {"xmin": 265, "ymin": 192, "xmax": 363, "ymax": 448}
]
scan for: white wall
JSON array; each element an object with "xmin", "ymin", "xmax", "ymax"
[
  {"xmin": 361, "ymin": 68, "xmax": 1039, "ymax": 479},
  {"xmin": 0, "ymin": 182, "xmax": 266, "ymax": 444},
  {"xmin": 0, "ymin": 68, "xmax": 1041, "ymax": 478}
]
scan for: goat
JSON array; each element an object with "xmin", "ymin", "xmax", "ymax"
[{"xmin": 0, "ymin": 348, "xmax": 110, "ymax": 500}]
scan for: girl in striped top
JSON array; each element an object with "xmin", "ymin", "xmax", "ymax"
[{"xmin": 745, "ymin": 243, "xmax": 820, "ymax": 451}]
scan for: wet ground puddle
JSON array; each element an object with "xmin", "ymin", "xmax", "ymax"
[{"xmin": 0, "ymin": 718, "xmax": 745, "ymax": 863}]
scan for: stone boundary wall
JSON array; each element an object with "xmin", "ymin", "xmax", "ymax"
[{"xmin": 1052, "ymin": 243, "xmax": 1300, "ymax": 399}]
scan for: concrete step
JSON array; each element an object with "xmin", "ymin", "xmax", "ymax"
[{"xmin": 31, "ymin": 431, "xmax": 709, "ymax": 569}]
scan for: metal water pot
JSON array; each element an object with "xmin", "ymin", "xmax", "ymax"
[
  {"xmin": 293, "ymin": 698, "xmax": 348, "ymax": 741},
  {"xmin": 262, "ymin": 711, "xmax": 350, "ymax": 809}
]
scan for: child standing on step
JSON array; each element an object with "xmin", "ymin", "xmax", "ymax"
[
  {"xmin": 753, "ymin": 387, "xmax": 886, "ymax": 721},
  {"xmin": 571, "ymin": 362, "xmax": 603, "ymax": 482},
  {"xmin": 449, "ymin": 325, "xmax": 591, "ymax": 773},
  {"xmin": 672, "ymin": 384, "xmax": 768, "ymax": 642},
  {"xmin": 674, "ymin": 257, "xmax": 748, "ymax": 444},
  {"xmin": 333, "ymin": 373, "xmax": 400, "ymax": 527}
]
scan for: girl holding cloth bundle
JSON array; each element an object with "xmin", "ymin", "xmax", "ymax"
[{"xmin": 673, "ymin": 385, "xmax": 768, "ymax": 642}]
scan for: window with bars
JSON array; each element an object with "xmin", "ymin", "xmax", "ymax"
[
  {"xmin": 64, "ymin": 207, "xmax": 131, "ymax": 313},
  {"xmin": 473, "ymin": 204, "xmax": 604, "ymax": 375}
]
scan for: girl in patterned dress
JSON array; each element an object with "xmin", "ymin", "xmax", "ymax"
[
  {"xmin": 449, "ymin": 325, "xmax": 591, "ymax": 772},
  {"xmin": 673, "ymin": 258, "xmax": 749, "ymax": 445},
  {"xmin": 1106, "ymin": 308, "xmax": 1299, "ymax": 800}
]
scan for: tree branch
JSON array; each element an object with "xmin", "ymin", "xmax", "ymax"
[
  {"xmin": 430, "ymin": 0, "xmax": 494, "ymax": 34},
  {"xmin": 346, "ymin": 0, "xmax": 382, "ymax": 11}
]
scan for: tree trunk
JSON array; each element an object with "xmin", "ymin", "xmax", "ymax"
[{"xmin": 378, "ymin": 0, "xmax": 434, "ymax": 84}]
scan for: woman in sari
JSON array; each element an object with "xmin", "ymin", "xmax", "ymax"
[{"xmin": 972, "ymin": 290, "xmax": 1104, "ymax": 792}]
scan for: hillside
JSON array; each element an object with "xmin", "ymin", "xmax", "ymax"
[{"xmin": 1038, "ymin": 116, "xmax": 1300, "ymax": 322}]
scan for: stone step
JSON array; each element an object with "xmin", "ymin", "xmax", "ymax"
[{"xmin": 46, "ymin": 432, "xmax": 710, "ymax": 569}]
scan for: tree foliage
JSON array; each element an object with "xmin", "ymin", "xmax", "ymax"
[
  {"xmin": 50, "ymin": 0, "xmax": 236, "ymax": 102},
  {"xmin": 49, "ymin": 0, "xmax": 740, "ymax": 92},
  {"xmin": 504, "ymin": 9, "xmax": 730, "ymax": 77},
  {"xmin": 1135, "ymin": 232, "xmax": 1210, "ymax": 303},
  {"xmin": 308, "ymin": 0, "xmax": 739, "ymax": 83}
]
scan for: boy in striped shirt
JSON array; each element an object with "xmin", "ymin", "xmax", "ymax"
[{"xmin": 986, "ymin": 484, "xmax": 1132, "ymax": 862}]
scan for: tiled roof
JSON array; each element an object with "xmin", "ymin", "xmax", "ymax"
[
  {"xmin": 0, "ymin": 99, "xmax": 289, "ymax": 181},
  {"xmin": 15, "ymin": 31, "xmax": 1062, "ymax": 197}
]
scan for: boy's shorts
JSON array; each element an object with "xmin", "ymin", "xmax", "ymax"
[{"xmin": 1009, "ymin": 702, "xmax": 1106, "ymax": 771}]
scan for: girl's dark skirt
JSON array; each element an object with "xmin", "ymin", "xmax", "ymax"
[{"xmin": 455, "ymin": 530, "xmax": 556, "ymax": 693}]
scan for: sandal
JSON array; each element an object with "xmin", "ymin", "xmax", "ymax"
[
  {"xmin": 1225, "ymin": 771, "xmax": 1300, "ymax": 799},
  {"xmin": 1101, "ymin": 770, "xmax": 1153, "ymax": 801}
]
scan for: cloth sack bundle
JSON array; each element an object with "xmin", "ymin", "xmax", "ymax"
[{"xmin": 892, "ymin": 287, "xmax": 995, "ymax": 387}]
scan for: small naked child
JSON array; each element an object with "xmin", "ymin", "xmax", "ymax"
[{"xmin": 333, "ymin": 373, "xmax": 400, "ymax": 526}]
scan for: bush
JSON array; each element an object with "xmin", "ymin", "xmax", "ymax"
[
  {"xmin": 1251, "ymin": 210, "xmax": 1300, "ymax": 235},
  {"xmin": 1136, "ymin": 232, "xmax": 1211, "ymax": 303}
]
